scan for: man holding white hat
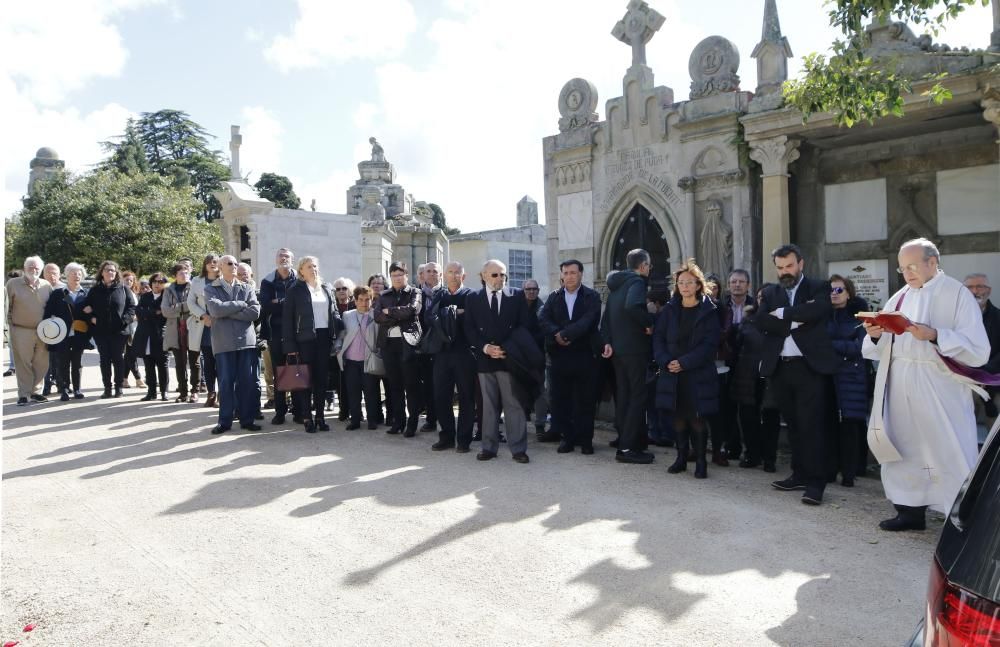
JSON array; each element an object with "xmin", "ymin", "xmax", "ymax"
[{"xmin": 5, "ymin": 256, "xmax": 54, "ymax": 405}]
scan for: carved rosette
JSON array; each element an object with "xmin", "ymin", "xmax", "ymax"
[
  {"xmin": 558, "ymin": 78, "xmax": 599, "ymax": 133},
  {"xmin": 748, "ymin": 136, "xmax": 800, "ymax": 177},
  {"xmin": 688, "ymin": 36, "xmax": 741, "ymax": 100}
]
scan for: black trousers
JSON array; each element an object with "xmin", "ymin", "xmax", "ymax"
[
  {"xmin": 827, "ymin": 417, "xmax": 863, "ymax": 481},
  {"xmin": 418, "ymin": 354, "xmax": 436, "ymax": 424},
  {"xmin": 612, "ymin": 354, "xmax": 648, "ymax": 452},
  {"xmin": 342, "ymin": 358, "xmax": 381, "ymax": 425},
  {"xmin": 382, "ymin": 337, "xmax": 420, "ymax": 430},
  {"xmin": 143, "ymin": 353, "xmax": 169, "ymax": 395},
  {"xmin": 292, "ymin": 330, "xmax": 332, "ymax": 422},
  {"xmin": 199, "ymin": 341, "xmax": 217, "ymax": 394},
  {"xmin": 434, "ymin": 349, "xmax": 476, "ymax": 447},
  {"xmin": 549, "ymin": 351, "xmax": 598, "ymax": 448},
  {"xmin": 50, "ymin": 342, "xmax": 85, "ymax": 395},
  {"xmin": 93, "ymin": 333, "xmax": 128, "ymax": 390},
  {"xmin": 771, "ymin": 358, "xmax": 828, "ymax": 490},
  {"xmin": 124, "ymin": 341, "xmax": 142, "ymax": 379},
  {"xmin": 171, "ymin": 349, "xmax": 200, "ymax": 397}
]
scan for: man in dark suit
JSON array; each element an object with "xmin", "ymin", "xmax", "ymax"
[
  {"xmin": 464, "ymin": 259, "xmax": 531, "ymax": 464},
  {"xmin": 754, "ymin": 244, "xmax": 839, "ymax": 505},
  {"xmin": 718, "ymin": 269, "xmax": 756, "ymax": 464},
  {"xmin": 538, "ymin": 260, "xmax": 602, "ymax": 454}
]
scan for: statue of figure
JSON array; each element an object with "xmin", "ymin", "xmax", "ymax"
[
  {"xmin": 369, "ymin": 137, "xmax": 385, "ymax": 162},
  {"xmin": 699, "ymin": 200, "xmax": 732, "ymax": 278},
  {"xmin": 310, "ymin": 198, "xmax": 316, "ymax": 212}
]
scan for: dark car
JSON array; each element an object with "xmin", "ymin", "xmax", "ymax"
[{"xmin": 908, "ymin": 422, "xmax": 1000, "ymax": 646}]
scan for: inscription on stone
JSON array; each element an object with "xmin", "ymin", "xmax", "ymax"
[
  {"xmin": 828, "ymin": 259, "xmax": 889, "ymax": 308},
  {"xmin": 605, "ymin": 147, "xmax": 667, "ymax": 176}
]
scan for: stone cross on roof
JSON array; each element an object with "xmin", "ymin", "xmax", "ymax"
[{"xmin": 612, "ymin": 0, "xmax": 666, "ymax": 67}]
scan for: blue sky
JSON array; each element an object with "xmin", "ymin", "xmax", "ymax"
[{"xmin": 2, "ymin": 0, "xmax": 994, "ymax": 234}]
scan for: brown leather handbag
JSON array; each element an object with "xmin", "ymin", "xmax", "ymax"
[{"xmin": 275, "ymin": 353, "xmax": 311, "ymax": 392}]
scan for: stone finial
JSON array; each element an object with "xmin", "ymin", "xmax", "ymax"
[
  {"xmin": 748, "ymin": 136, "xmax": 800, "ymax": 177},
  {"xmin": 612, "ymin": 0, "xmax": 665, "ymax": 68},
  {"xmin": 229, "ymin": 125, "xmax": 242, "ymax": 181},
  {"xmin": 689, "ymin": 36, "xmax": 741, "ymax": 100},
  {"xmin": 517, "ymin": 195, "xmax": 538, "ymax": 227},
  {"xmin": 558, "ymin": 78, "xmax": 599, "ymax": 132},
  {"xmin": 751, "ymin": 0, "xmax": 793, "ymax": 97}
]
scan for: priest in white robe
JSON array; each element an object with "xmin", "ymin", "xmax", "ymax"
[{"xmin": 862, "ymin": 238, "xmax": 990, "ymax": 531}]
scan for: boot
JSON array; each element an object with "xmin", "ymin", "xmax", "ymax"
[
  {"xmin": 160, "ymin": 391, "xmax": 169, "ymax": 402},
  {"xmin": 140, "ymin": 390, "xmax": 157, "ymax": 401},
  {"xmin": 135, "ymin": 378, "xmax": 146, "ymax": 389},
  {"xmin": 667, "ymin": 428, "xmax": 689, "ymax": 474},
  {"xmin": 693, "ymin": 426, "xmax": 708, "ymax": 479},
  {"xmin": 879, "ymin": 504, "xmax": 926, "ymax": 531}
]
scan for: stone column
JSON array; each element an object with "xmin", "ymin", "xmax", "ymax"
[
  {"xmin": 749, "ymin": 135, "xmax": 800, "ymax": 260},
  {"xmin": 984, "ymin": 88, "xmax": 1000, "ymax": 142},
  {"xmin": 991, "ymin": 1, "xmax": 1000, "ymax": 52}
]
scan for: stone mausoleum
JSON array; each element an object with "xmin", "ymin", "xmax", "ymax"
[{"xmin": 544, "ymin": 0, "xmax": 1000, "ymax": 305}]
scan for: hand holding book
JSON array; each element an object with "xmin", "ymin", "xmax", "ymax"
[{"xmin": 855, "ymin": 311, "xmax": 913, "ymax": 336}]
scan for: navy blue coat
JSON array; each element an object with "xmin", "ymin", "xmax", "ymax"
[
  {"xmin": 827, "ymin": 297, "xmax": 869, "ymax": 421},
  {"xmin": 652, "ymin": 295, "xmax": 721, "ymax": 415}
]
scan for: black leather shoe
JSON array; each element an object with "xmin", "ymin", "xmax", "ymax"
[
  {"xmin": 580, "ymin": 445, "xmax": 594, "ymax": 455},
  {"xmin": 536, "ymin": 431, "xmax": 561, "ymax": 443},
  {"xmin": 476, "ymin": 450, "xmax": 497, "ymax": 461},
  {"xmin": 240, "ymin": 423, "xmax": 263, "ymax": 431},
  {"xmin": 210, "ymin": 425, "xmax": 230, "ymax": 435},
  {"xmin": 140, "ymin": 393, "xmax": 156, "ymax": 401},
  {"xmin": 304, "ymin": 420, "xmax": 317, "ymax": 433},
  {"xmin": 74, "ymin": 391, "xmax": 85, "ymax": 400},
  {"xmin": 431, "ymin": 441, "xmax": 455, "ymax": 451},
  {"xmin": 255, "ymin": 413, "xmax": 264, "ymax": 420},
  {"xmin": 160, "ymin": 393, "xmax": 169, "ymax": 401},
  {"xmin": 346, "ymin": 423, "xmax": 361, "ymax": 430},
  {"xmin": 16, "ymin": 397, "xmax": 28, "ymax": 406},
  {"xmin": 472, "ymin": 429, "xmax": 482, "ymax": 442},
  {"xmin": 271, "ymin": 415, "xmax": 285, "ymax": 425},
  {"xmin": 841, "ymin": 477, "xmax": 855, "ymax": 488},
  {"xmin": 263, "ymin": 399, "xmax": 274, "ymax": 409},
  {"xmin": 317, "ymin": 421, "xmax": 330, "ymax": 431},
  {"xmin": 512, "ymin": 452, "xmax": 530, "ymax": 464},
  {"xmin": 739, "ymin": 458, "xmax": 761, "ymax": 468},
  {"xmin": 878, "ymin": 515, "xmax": 925, "ymax": 531},
  {"xmin": 113, "ymin": 388, "xmax": 124, "ymax": 398},
  {"xmin": 455, "ymin": 446, "xmax": 471, "ymax": 454},
  {"xmin": 771, "ymin": 476, "xmax": 807, "ymax": 491},
  {"xmin": 338, "ymin": 411, "xmax": 348, "ymax": 421},
  {"xmin": 615, "ymin": 449, "xmax": 654, "ymax": 464},
  {"xmin": 386, "ymin": 426, "xmax": 401, "ymax": 435},
  {"xmin": 763, "ymin": 461, "xmax": 777, "ymax": 473},
  {"xmin": 403, "ymin": 426, "xmax": 416, "ymax": 438},
  {"xmin": 292, "ymin": 415, "xmax": 304, "ymax": 424},
  {"xmin": 420, "ymin": 422, "xmax": 436, "ymax": 432},
  {"xmin": 60, "ymin": 392, "xmax": 71, "ymax": 402},
  {"xmin": 801, "ymin": 487, "xmax": 824, "ymax": 505},
  {"xmin": 557, "ymin": 441, "xmax": 574, "ymax": 454},
  {"xmin": 30, "ymin": 393, "xmax": 48, "ymax": 402},
  {"xmin": 100, "ymin": 389, "xmax": 112, "ymax": 399}
]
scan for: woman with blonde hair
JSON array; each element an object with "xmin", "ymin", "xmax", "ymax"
[
  {"xmin": 187, "ymin": 254, "xmax": 220, "ymax": 406},
  {"xmin": 282, "ymin": 256, "xmax": 343, "ymax": 432},
  {"xmin": 653, "ymin": 259, "xmax": 721, "ymax": 479}
]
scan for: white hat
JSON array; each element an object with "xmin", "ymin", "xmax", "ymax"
[{"xmin": 37, "ymin": 317, "xmax": 67, "ymax": 345}]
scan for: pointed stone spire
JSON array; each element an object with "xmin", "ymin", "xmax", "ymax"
[{"xmin": 751, "ymin": 0, "xmax": 792, "ymax": 99}]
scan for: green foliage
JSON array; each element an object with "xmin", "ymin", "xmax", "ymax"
[
  {"xmin": 100, "ymin": 118, "xmax": 149, "ymax": 175},
  {"xmin": 428, "ymin": 203, "xmax": 460, "ymax": 236},
  {"xmin": 254, "ymin": 172, "xmax": 301, "ymax": 209},
  {"xmin": 783, "ymin": 0, "xmax": 987, "ymax": 126},
  {"xmin": 131, "ymin": 109, "xmax": 230, "ymax": 220},
  {"xmin": 8, "ymin": 169, "xmax": 222, "ymax": 276}
]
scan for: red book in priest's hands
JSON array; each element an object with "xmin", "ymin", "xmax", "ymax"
[{"xmin": 855, "ymin": 311, "xmax": 914, "ymax": 335}]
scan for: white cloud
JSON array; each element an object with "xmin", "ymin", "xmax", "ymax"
[
  {"xmin": 353, "ymin": 102, "xmax": 379, "ymax": 130},
  {"xmin": 263, "ymin": 0, "xmax": 418, "ymax": 72},
  {"xmin": 237, "ymin": 106, "xmax": 284, "ymax": 185}
]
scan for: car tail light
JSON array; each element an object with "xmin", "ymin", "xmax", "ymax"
[{"xmin": 926, "ymin": 557, "xmax": 1000, "ymax": 646}]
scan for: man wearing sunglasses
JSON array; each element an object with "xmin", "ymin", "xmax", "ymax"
[
  {"xmin": 464, "ymin": 259, "xmax": 534, "ymax": 463},
  {"xmin": 861, "ymin": 239, "xmax": 990, "ymax": 531}
]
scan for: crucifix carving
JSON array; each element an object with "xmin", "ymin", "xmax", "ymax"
[{"xmin": 612, "ymin": 0, "xmax": 665, "ymax": 67}]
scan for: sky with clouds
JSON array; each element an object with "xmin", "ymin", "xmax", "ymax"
[{"xmin": 1, "ymin": 0, "xmax": 994, "ymax": 235}]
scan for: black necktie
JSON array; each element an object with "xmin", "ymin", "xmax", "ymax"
[{"xmin": 491, "ymin": 291, "xmax": 499, "ymax": 316}]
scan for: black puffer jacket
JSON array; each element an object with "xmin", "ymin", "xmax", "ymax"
[{"xmin": 84, "ymin": 282, "xmax": 135, "ymax": 336}]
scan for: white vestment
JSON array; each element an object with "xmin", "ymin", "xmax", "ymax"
[{"xmin": 862, "ymin": 272, "xmax": 990, "ymax": 512}]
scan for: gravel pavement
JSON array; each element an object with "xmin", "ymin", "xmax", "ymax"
[{"xmin": 1, "ymin": 355, "xmax": 936, "ymax": 646}]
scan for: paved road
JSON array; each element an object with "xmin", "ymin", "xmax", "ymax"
[{"xmin": 2, "ymin": 355, "xmax": 934, "ymax": 646}]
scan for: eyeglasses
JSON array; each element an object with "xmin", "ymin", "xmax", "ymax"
[
  {"xmin": 224, "ymin": 261, "xmax": 237, "ymax": 266},
  {"xmin": 335, "ymin": 287, "xmax": 349, "ymax": 291},
  {"xmin": 156, "ymin": 279, "xmax": 169, "ymax": 284},
  {"xmin": 488, "ymin": 273, "xmax": 506, "ymax": 278},
  {"xmin": 896, "ymin": 263, "xmax": 922, "ymax": 274},
  {"xmin": 831, "ymin": 287, "xmax": 845, "ymax": 295}
]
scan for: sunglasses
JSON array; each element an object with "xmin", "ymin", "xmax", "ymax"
[
  {"xmin": 155, "ymin": 279, "xmax": 169, "ymax": 284},
  {"xmin": 488, "ymin": 273, "xmax": 506, "ymax": 278},
  {"xmin": 224, "ymin": 261, "xmax": 237, "ymax": 266},
  {"xmin": 524, "ymin": 287, "xmax": 539, "ymax": 291},
  {"xmin": 335, "ymin": 287, "xmax": 349, "ymax": 291},
  {"xmin": 831, "ymin": 287, "xmax": 845, "ymax": 294}
]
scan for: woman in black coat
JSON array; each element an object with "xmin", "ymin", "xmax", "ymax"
[
  {"xmin": 826, "ymin": 275, "xmax": 869, "ymax": 487},
  {"xmin": 282, "ymin": 256, "xmax": 343, "ymax": 433},
  {"xmin": 134, "ymin": 272, "xmax": 170, "ymax": 401},
  {"xmin": 42, "ymin": 262, "xmax": 90, "ymax": 401},
  {"xmin": 83, "ymin": 260, "xmax": 136, "ymax": 398},
  {"xmin": 653, "ymin": 260, "xmax": 722, "ymax": 479}
]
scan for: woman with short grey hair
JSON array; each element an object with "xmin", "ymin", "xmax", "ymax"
[{"xmin": 42, "ymin": 262, "xmax": 91, "ymax": 400}]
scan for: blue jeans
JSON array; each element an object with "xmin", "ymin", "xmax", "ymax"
[{"xmin": 214, "ymin": 348, "xmax": 257, "ymax": 428}]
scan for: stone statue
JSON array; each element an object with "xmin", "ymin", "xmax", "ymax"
[
  {"xmin": 359, "ymin": 186, "xmax": 386, "ymax": 222},
  {"xmin": 699, "ymin": 200, "xmax": 732, "ymax": 278},
  {"xmin": 369, "ymin": 137, "xmax": 385, "ymax": 163},
  {"xmin": 310, "ymin": 198, "xmax": 316, "ymax": 212}
]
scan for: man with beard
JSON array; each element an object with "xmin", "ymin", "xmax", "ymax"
[
  {"xmin": 260, "ymin": 248, "xmax": 299, "ymax": 424},
  {"xmin": 5, "ymin": 256, "xmax": 53, "ymax": 405},
  {"xmin": 755, "ymin": 244, "xmax": 838, "ymax": 505},
  {"xmin": 964, "ymin": 273, "xmax": 1000, "ymax": 419}
]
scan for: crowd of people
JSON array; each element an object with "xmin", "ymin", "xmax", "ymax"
[{"xmin": 5, "ymin": 239, "xmax": 998, "ymax": 531}]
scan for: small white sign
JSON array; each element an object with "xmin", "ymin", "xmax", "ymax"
[{"xmin": 828, "ymin": 258, "xmax": 890, "ymax": 309}]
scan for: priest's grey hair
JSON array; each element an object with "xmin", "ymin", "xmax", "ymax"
[{"xmin": 900, "ymin": 237, "xmax": 940, "ymax": 261}]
